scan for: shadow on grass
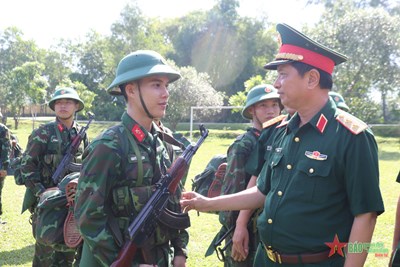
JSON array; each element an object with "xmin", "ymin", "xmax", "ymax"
[
  {"xmin": 379, "ymin": 150, "xmax": 400, "ymax": 161},
  {"xmin": 0, "ymin": 244, "xmax": 34, "ymax": 266}
]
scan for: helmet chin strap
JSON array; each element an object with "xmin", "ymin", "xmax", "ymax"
[{"xmin": 137, "ymin": 83, "xmax": 154, "ymax": 119}]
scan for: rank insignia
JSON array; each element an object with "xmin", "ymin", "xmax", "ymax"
[
  {"xmin": 336, "ymin": 111, "xmax": 368, "ymax": 135},
  {"xmin": 316, "ymin": 114, "xmax": 328, "ymax": 133},
  {"xmin": 263, "ymin": 114, "xmax": 287, "ymax": 129},
  {"xmin": 305, "ymin": 150, "xmax": 328, "ymax": 161},
  {"xmin": 132, "ymin": 124, "xmax": 145, "ymax": 142}
]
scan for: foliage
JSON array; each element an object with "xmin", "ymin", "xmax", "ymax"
[
  {"xmin": 1, "ymin": 0, "xmax": 399, "ymax": 125},
  {"xmin": 308, "ymin": 0, "xmax": 400, "ymax": 123},
  {"xmin": 164, "ymin": 61, "xmax": 225, "ymax": 131}
]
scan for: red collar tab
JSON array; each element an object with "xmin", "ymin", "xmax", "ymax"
[
  {"xmin": 132, "ymin": 124, "xmax": 145, "ymax": 142},
  {"xmin": 57, "ymin": 123, "xmax": 64, "ymax": 132},
  {"xmin": 278, "ymin": 44, "xmax": 335, "ymax": 74},
  {"xmin": 316, "ymin": 114, "xmax": 328, "ymax": 133}
]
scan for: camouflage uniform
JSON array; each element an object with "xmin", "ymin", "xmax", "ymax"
[
  {"xmin": 75, "ymin": 112, "xmax": 188, "ymax": 267},
  {"xmin": 0, "ymin": 123, "xmax": 11, "ymax": 215},
  {"xmin": 21, "ymin": 120, "xmax": 88, "ymax": 267},
  {"xmin": 217, "ymin": 127, "xmax": 261, "ymax": 267}
]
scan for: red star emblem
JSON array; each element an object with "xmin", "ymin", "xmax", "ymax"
[{"xmin": 325, "ymin": 234, "xmax": 347, "ymax": 257}]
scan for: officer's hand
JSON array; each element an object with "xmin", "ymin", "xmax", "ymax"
[
  {"xmin": 173, "ymin": 255, "xmax": 186, "ymax": 267},
  {"xmin": 231, "ymin": 224, "xmax": 249, "ymax": 261},
  {"xmin": 139, "ymin": 264, "xmax": 157, "ymax": 267},
  {"xmin": 180, "ymin": 191, "xmax": 211, "ymax": 212},
  {"xmin": 0, "ymin": 170, "xmax": 7, "ymax": 177}
]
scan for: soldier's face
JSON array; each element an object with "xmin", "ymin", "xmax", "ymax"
[
  {"xmin": 136, "ymin": 75, "xmax": 170, "ymax": 119},
  {"xmin": 251, "ymin": 99, "xmax": 281, "ymax": 123},
  {"xmin": 54, "ymin": 99, "xmax": 79, "ymax": 120}
]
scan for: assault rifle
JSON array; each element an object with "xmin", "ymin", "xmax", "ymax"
[
  {"xmin": 111, "ymin": 125, "xmax": 209, "ymax": 267},
  {"xmin": 51, "ymin": 112, "xmax": 95, "ymax": 184}
]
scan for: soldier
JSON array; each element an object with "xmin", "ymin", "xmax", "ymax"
[
  {"xmin": 74, "ymin": 50, "xmax": 188, "ymax": 267},
  {"xmin": 21, "ymin": 87, "xmax": 88, "ymax": 267},
  {"xmin": 329, "ymin": 91, "xmax": 350, "ymax": 112},
  {"xmin": 181, "ymin": 23, "xmax": 384, "ymax": 267},
  {"xmin": 0, "ymin": 122, "xmax": 11, "ymax": 220},
  {"xmin": 213, "ymin": 84, "xmax": 282, "ymax": 266}
]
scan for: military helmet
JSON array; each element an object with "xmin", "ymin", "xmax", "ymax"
[
  {"xmin": 329, "ymin": 91, "xmax": 349, "ymax": 112},
  {"xmin": 48, "ymin": 87, "xmax": 84, "ymax": 112},
  {"xmin": 107, "ymin": 50, "xmax": 181, "ymax": 95},
  {"xmin": 242, "ymin": 84, "xmax": 281, "ymax": 120}
]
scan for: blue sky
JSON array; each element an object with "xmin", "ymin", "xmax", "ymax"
[{"xmin": 0, "ymin": 0, "xmax": 322, "ymax": 48}]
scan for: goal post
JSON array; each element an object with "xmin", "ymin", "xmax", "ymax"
[{"xmin": 189, "ymin": 106, "xmax": 243, "ymax": 140}]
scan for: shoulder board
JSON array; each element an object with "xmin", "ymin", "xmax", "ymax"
[
  {"xmin": 336, "ymin": 111, "xmax": 368, "ymax": 135},
  {"xmin": 263, "ymin": 114, "xmax": 287, "ymax": 129}
]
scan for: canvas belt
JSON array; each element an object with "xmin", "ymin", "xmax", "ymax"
[{"xmin": 263, "ymin": 243, "xmax": 331, "ymax": 264}]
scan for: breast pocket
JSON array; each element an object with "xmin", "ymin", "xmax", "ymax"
[
  {"xmin": 295, "ymin": 159, "xmax": 333, "ymax": 203},
  {"xmin": 269, "ymin": 152, "xmax": 284, "ymax": 190},
  {"xmin": 126, "ymin": 153, "xmax": 154, "ymax": 186}
]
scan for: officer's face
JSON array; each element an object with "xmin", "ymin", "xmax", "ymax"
[
  {"xmin": 136, "ymin": 75, "xmax": 170, "ymax": 119},
  {"xmin": 54, "ymin": 99, "xmax": 79, "ymax": 120},
  {"xmin": 274, "ymin": 64, "xmax": 307, "ymax": 110}
]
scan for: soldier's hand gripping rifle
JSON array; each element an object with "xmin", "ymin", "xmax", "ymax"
[
  {"xmin": 51, "ymin": 112, "xmax": 95, "ymax": 184},
  {"xmin": 111, "ymin": 125, "xmax": 209, "ymax": 267}
]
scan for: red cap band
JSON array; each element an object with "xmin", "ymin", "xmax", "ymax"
[{"xmin": 278, "ymin": 44, "xmax": 335, "ymax": 74}]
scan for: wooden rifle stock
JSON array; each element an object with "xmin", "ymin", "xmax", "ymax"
[{"xmin": 110, "ymin": 240, "xmax": 137, "ymax": 267}]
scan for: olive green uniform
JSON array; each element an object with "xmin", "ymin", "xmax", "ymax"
[{"xmin": 254, "ymin": 100, "xmax": 384, "ymax": 266}]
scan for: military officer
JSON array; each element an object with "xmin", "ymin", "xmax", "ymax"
[
  {"xmin": 74, "ymin": 50, "xmax": 189, "ymax": 267},
  {"xmin": 181, "ymin": 23, "xmax": 384, "ymax": 267},
  {"xmin": 21, "ymin": 87, "xmax": 87, "ymax": 266}
]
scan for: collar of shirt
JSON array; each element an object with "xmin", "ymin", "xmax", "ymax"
[
  {"xmin": 286, "ymin": 98, "xmax": 337, "ymax": 135},
  {"xmin": 121, "ymin": 112, "xmax": 160, "ymax": 144}
]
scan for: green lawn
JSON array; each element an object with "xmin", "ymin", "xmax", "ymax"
[{"xmin": 0, "ymin": 120, "xmax": 398, "ymax": 266}]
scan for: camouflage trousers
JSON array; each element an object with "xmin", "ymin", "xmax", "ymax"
[
  {"xmin": 0, "ymin": 176, "xmax": 5, "ymax": 215},
  {"xmin": 31, "ymin": 211, "xmax": 81, "ymax": 267}
]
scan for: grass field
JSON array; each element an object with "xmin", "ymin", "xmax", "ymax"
[{"xmin": 0, "ymin": 119, "xmax": 398, "ymax": 267}]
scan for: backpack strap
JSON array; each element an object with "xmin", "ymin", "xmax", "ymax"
[
  {"xmin": 53, "ymin": 123, "xmax": 63, "ymax": 155},
  {"xmin": 122, "ymin": 124, "xmax": 144, "ymax": 187}
]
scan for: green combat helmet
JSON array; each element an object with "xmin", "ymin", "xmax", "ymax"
[
  {"xmin": 329, "ymin": 91, "xmax": 350, "ymax": 112},
  {"xmin": 107, "ymin": 50, "xmax": 181, "ymax": 95},
  {"xmin": 48, "ymin": 87, "xmax": 84, "ymax": 112},
  {"xmin": 242, "ymin": 84, "xmax": 281, "ymax": 120}
]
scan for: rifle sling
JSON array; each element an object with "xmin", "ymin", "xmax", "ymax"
[{"xmin": 157, "ymin": 207, "xmax": 190, "ymax": 230}]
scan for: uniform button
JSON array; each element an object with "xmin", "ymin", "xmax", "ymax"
[
  {"xmin": 294, "ymin": 137, "xmax": 300, "ymax": 142},
  {"xmin": 268, "ymin": 219, "xmax": 273, "ymax": 224},
  {"xmin": 309, "ymin": 168, "xmax": 314, "ymax": 174},
  {"xmin": 277, "ymin": 191, "xmax": 283, "ymax": 196},
  {"xmin": 287, "ymin": 164, "xmax": 292, "ymax": 170}
]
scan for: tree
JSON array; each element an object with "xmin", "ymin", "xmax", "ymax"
[
  {"xmin": 2, "ymin": 62, "xmax": 48, "ymax": 129},
  {"xmin": 307, "ymin": 1, "xmax": 400, "ymax": 123},
  {"xmin": 164, "ymin": 61, "xmax": 225, "ymax": 131}
]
